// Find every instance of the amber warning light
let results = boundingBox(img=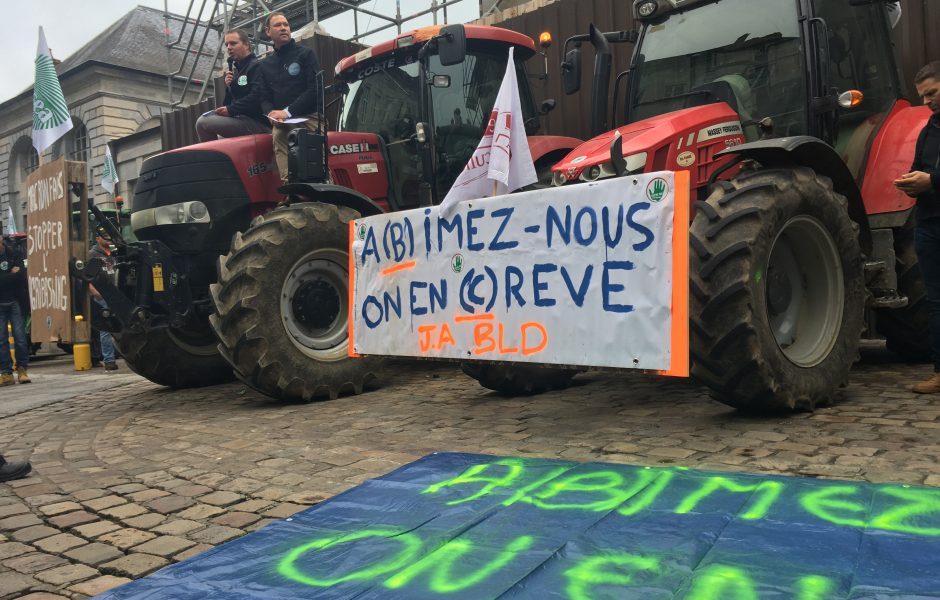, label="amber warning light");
[539,32,552,48]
